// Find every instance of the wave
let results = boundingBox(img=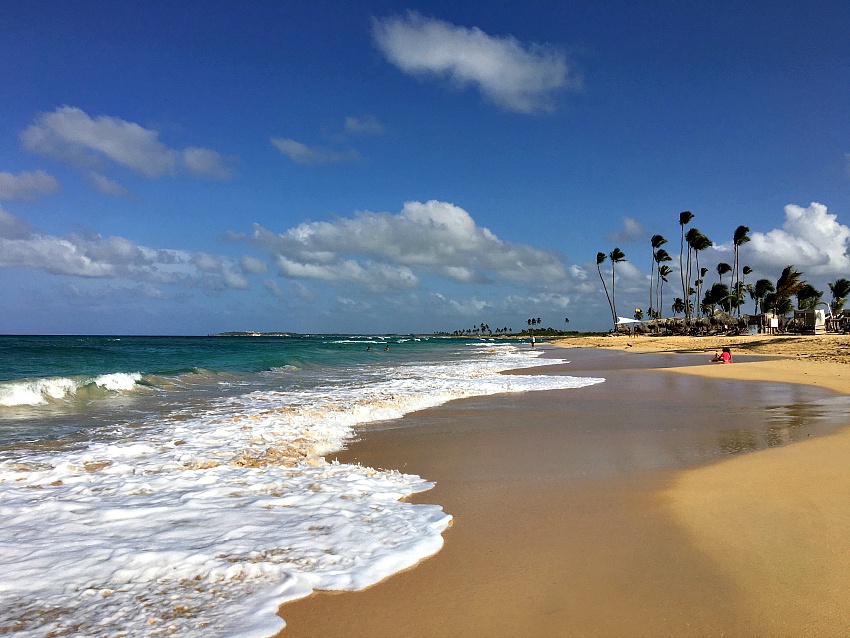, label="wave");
[0,372,143,407]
